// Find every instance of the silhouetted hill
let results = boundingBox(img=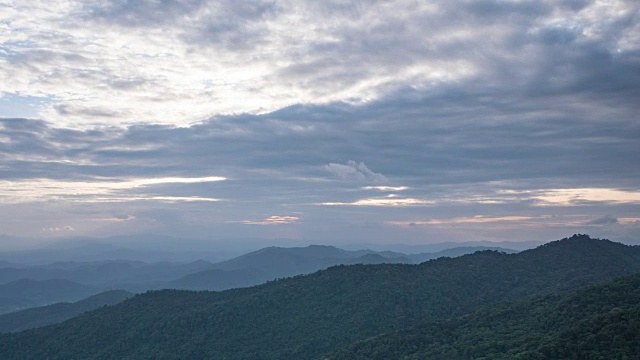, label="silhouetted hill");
[0,235,638,359]
[0,290,131,333]
[326,273,640,359]
[0,279,99,314]
[409,246,518,263]
[343,240,541,253]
